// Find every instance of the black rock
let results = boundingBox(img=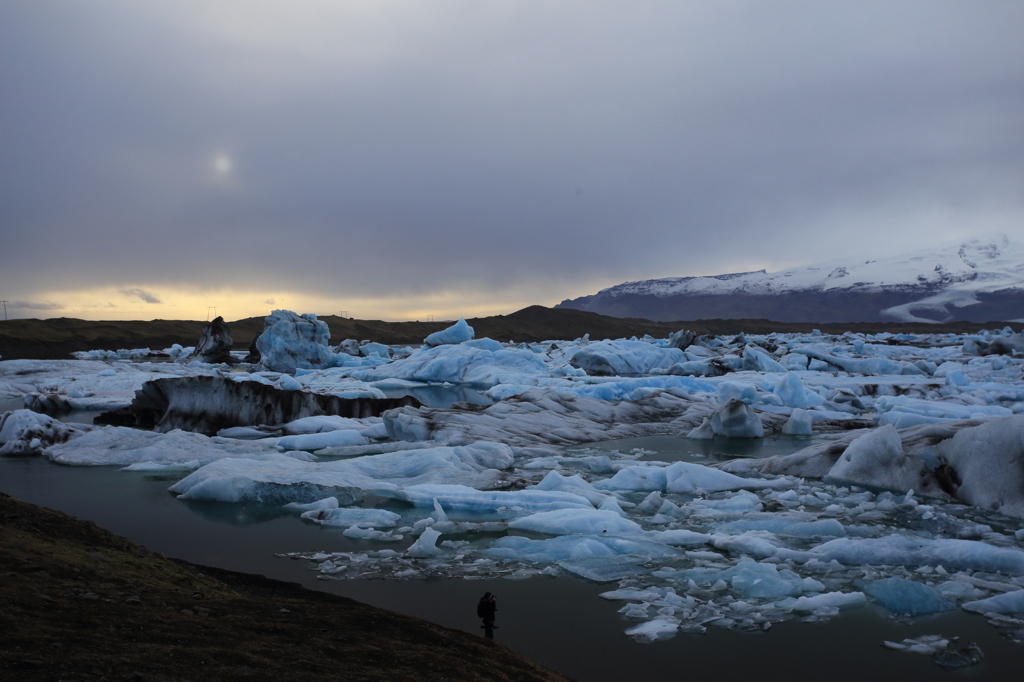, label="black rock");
[242,334,261,364]
[184,316,236,365]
